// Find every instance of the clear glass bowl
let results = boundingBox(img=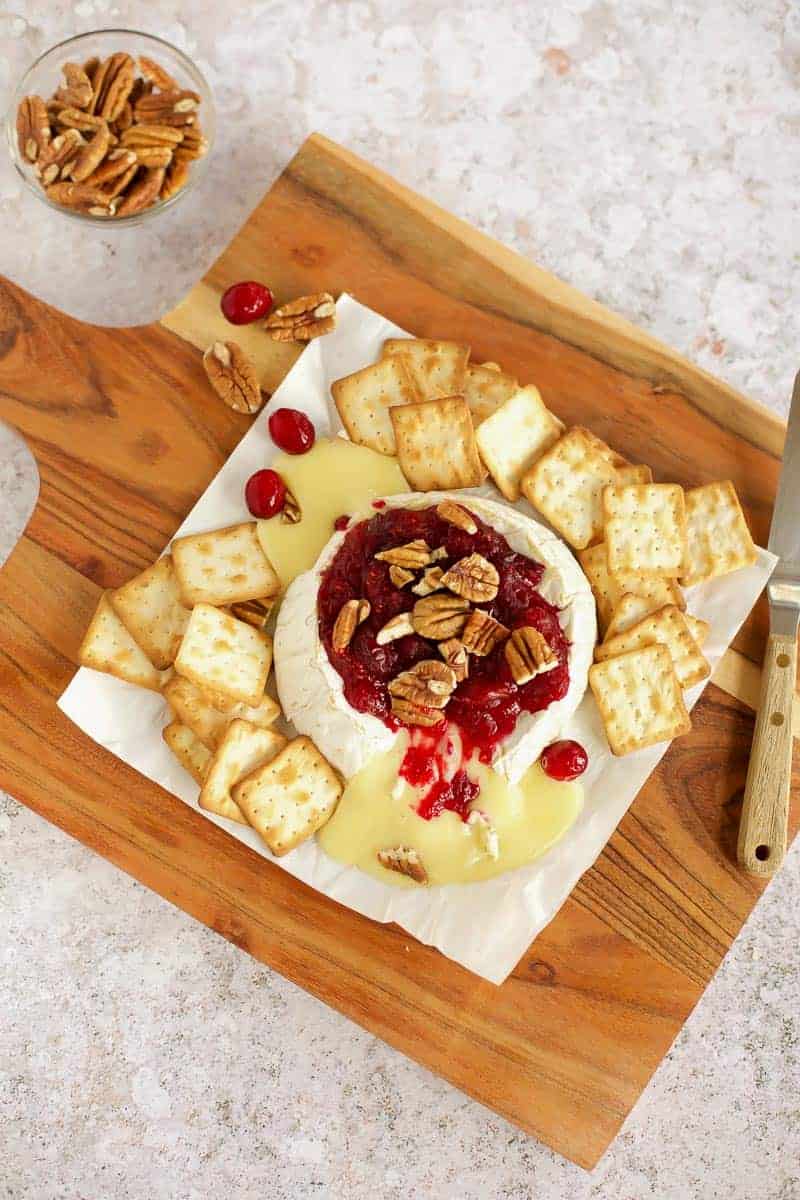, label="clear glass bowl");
[6,29,215,227]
